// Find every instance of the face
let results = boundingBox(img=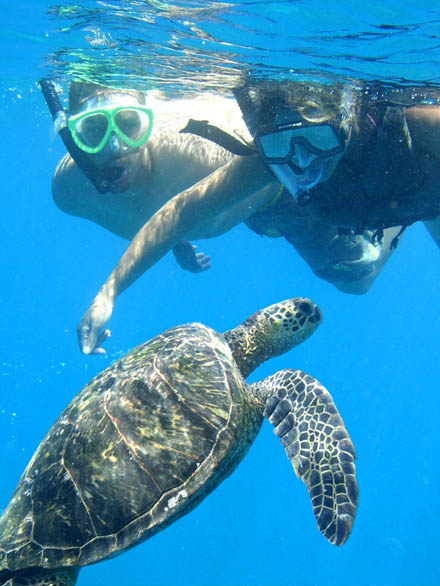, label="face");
[75,93,150,192]
[267,146,344,200]
[256,110,349,198]
[288,143,340,190]
[255,85,355,199]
